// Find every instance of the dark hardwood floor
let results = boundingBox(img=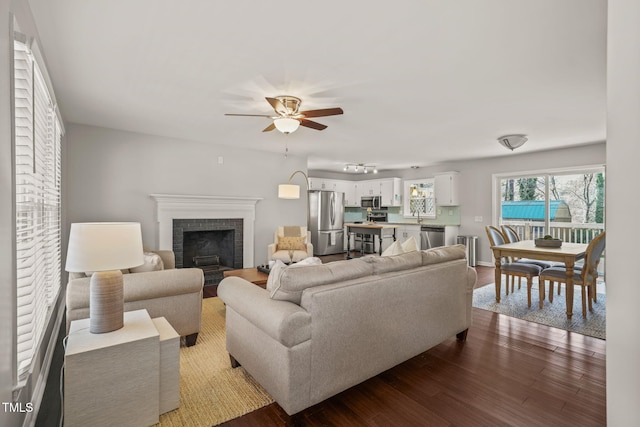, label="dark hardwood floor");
[38,259,605,427]
[220,263,606,426]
